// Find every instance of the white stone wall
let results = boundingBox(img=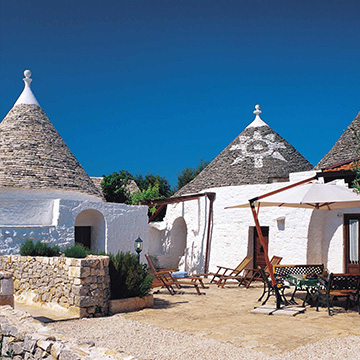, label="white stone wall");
[0,199,54,225]
[149,171,360,274]
[0,190,149,258]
